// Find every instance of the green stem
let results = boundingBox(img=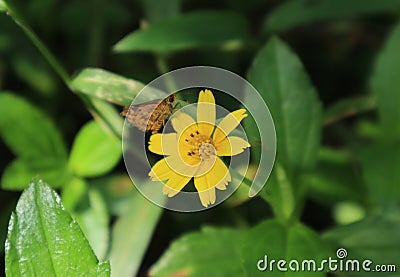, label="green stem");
[155,54,177,93]
[5,2,71,87]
